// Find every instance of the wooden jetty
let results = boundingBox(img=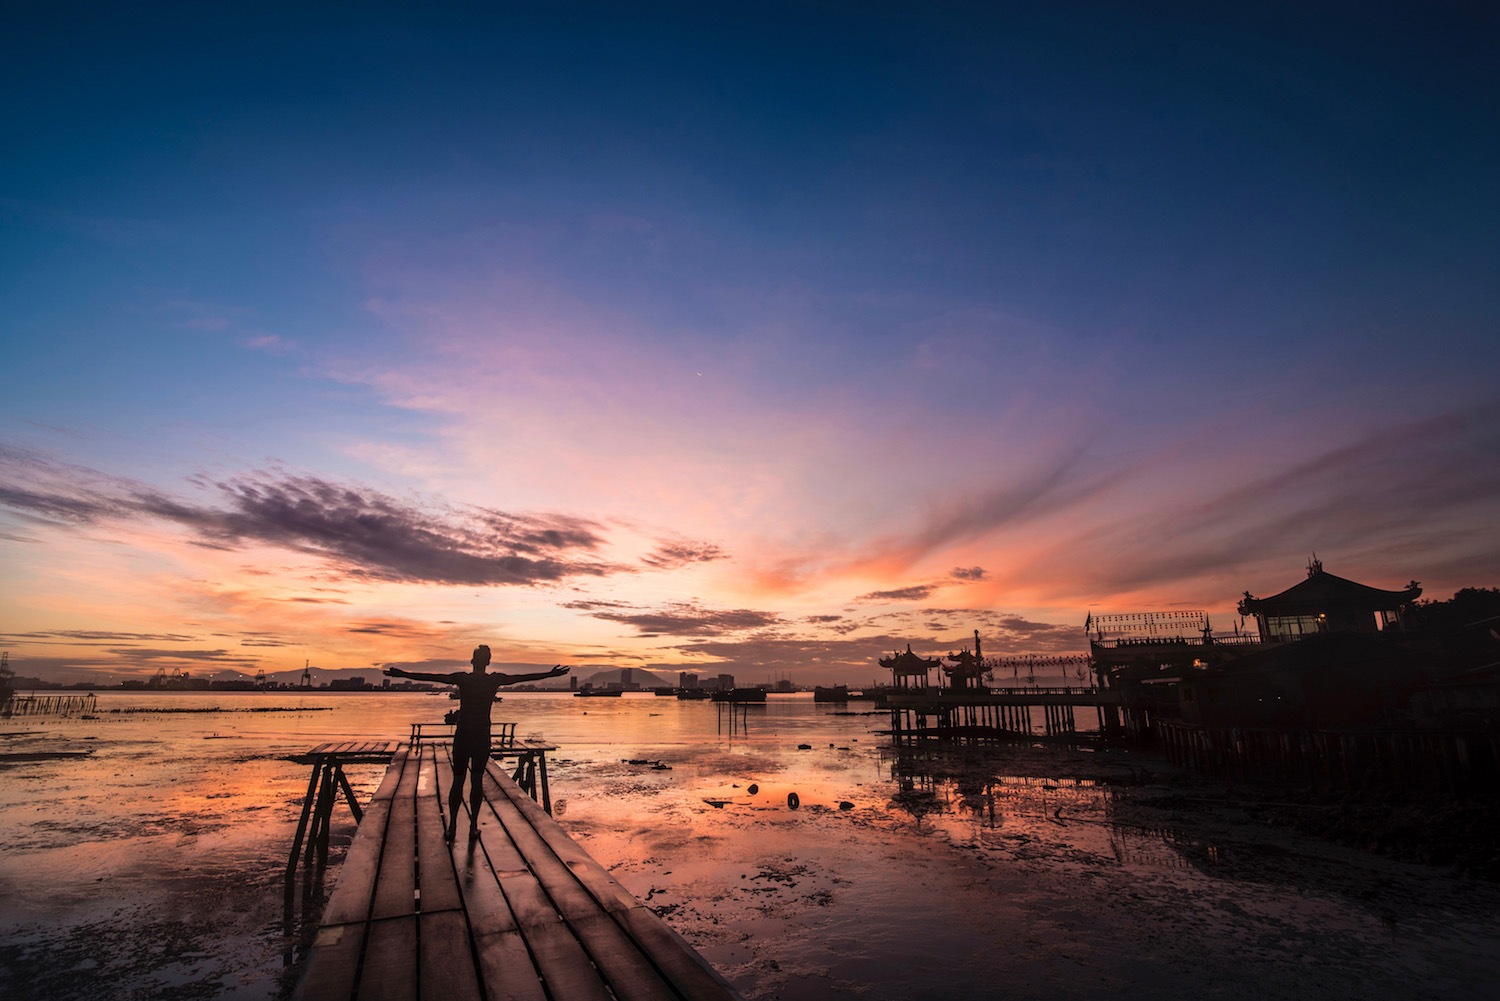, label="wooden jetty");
[293,740,743,1001]
[884,687,1123,745]
[1157,720,1500,791]
[287,740,403,875]
[1,692,97,717]
[288,730,560,877]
